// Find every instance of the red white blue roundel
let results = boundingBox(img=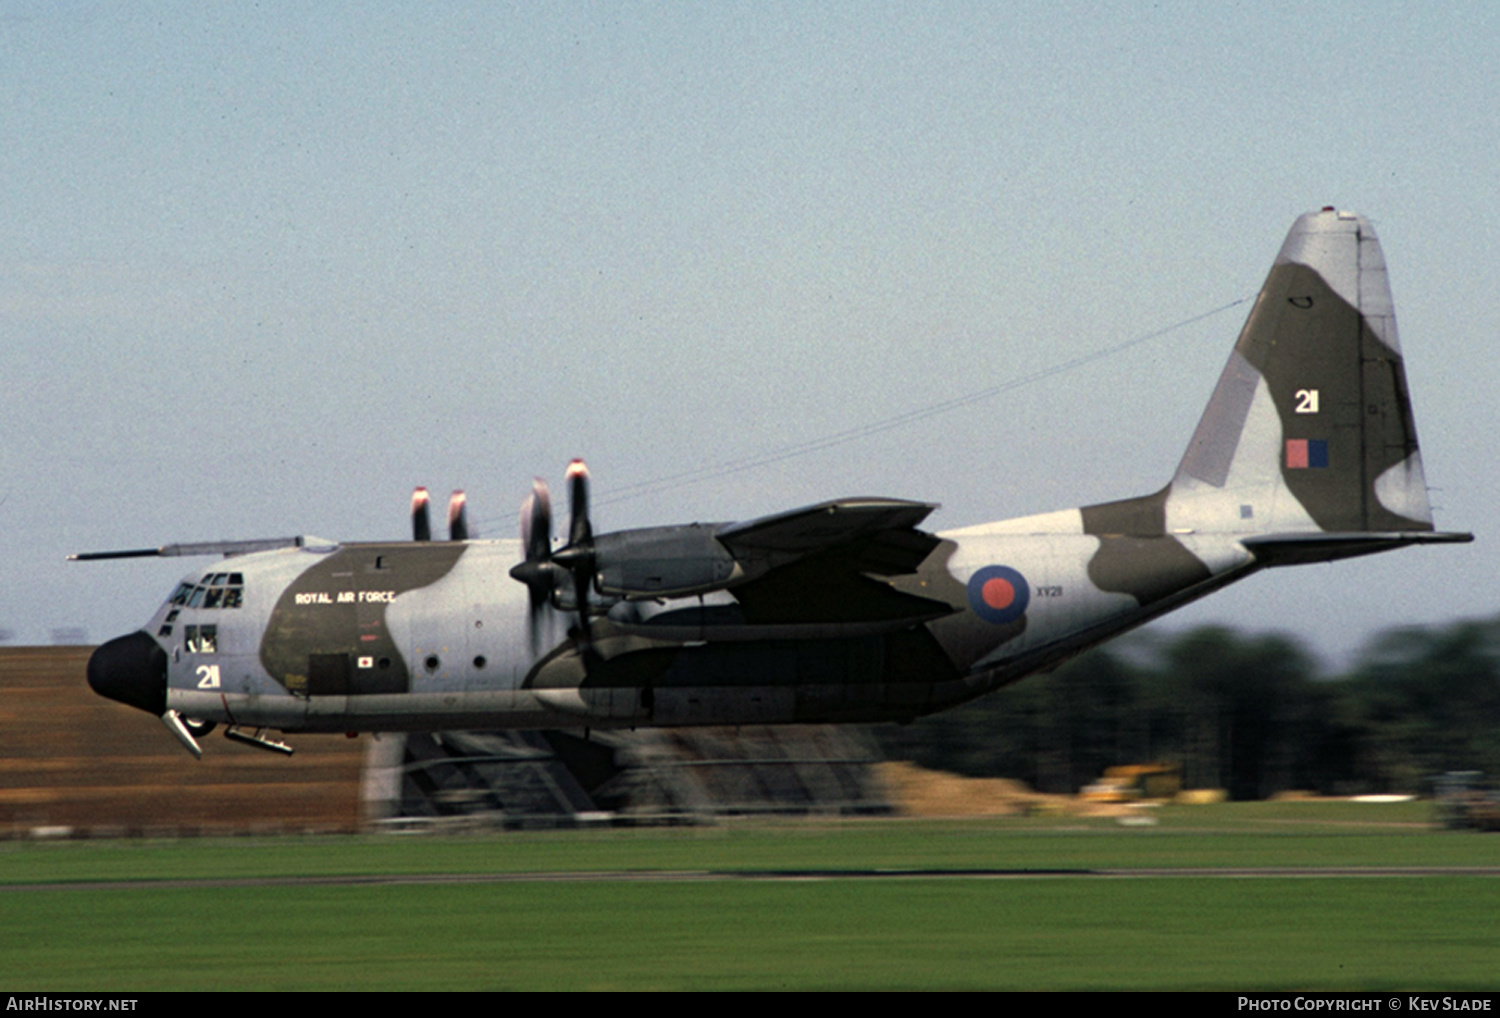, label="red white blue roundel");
[967,565,1030,625]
